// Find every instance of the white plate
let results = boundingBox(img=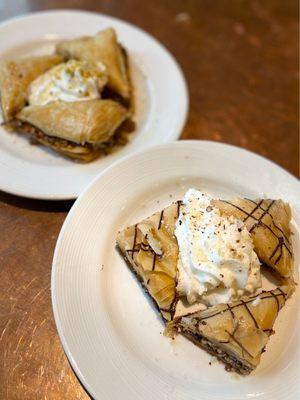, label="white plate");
[0,10,188,199]
[52,141,299,400]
